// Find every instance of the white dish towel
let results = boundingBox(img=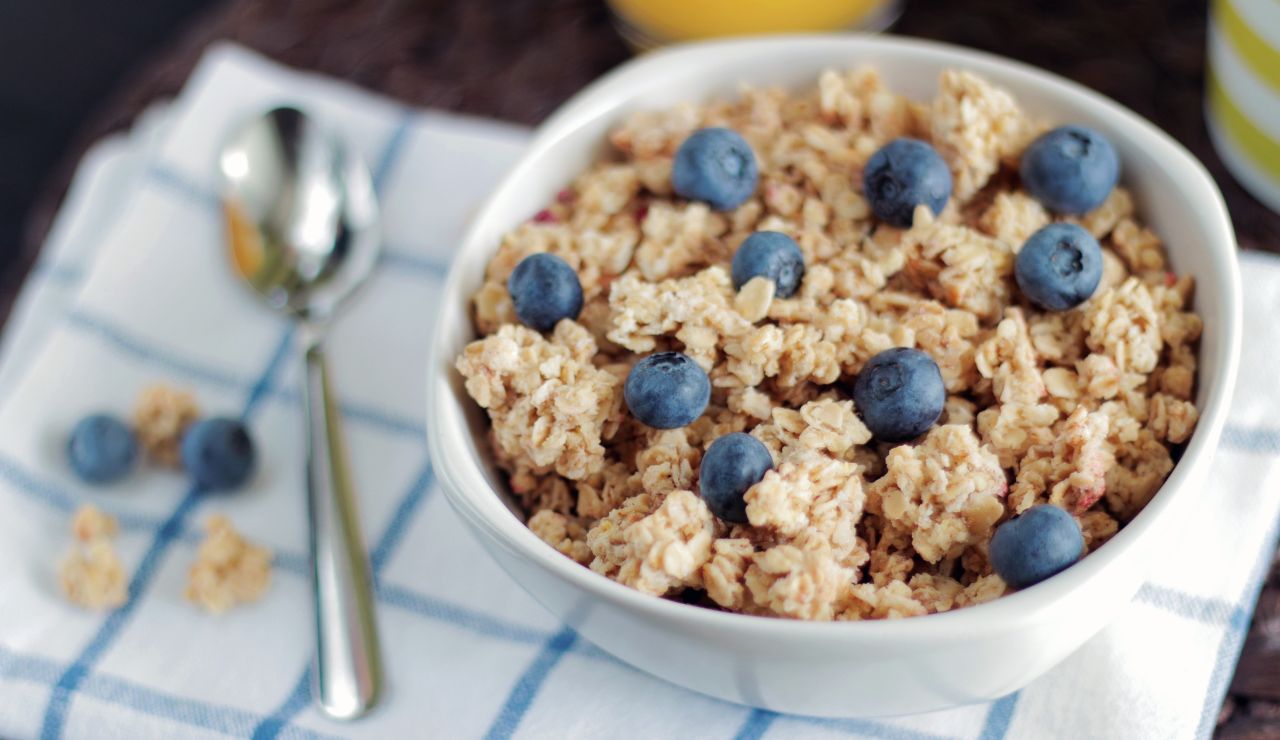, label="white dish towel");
[0,43,1278,740]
